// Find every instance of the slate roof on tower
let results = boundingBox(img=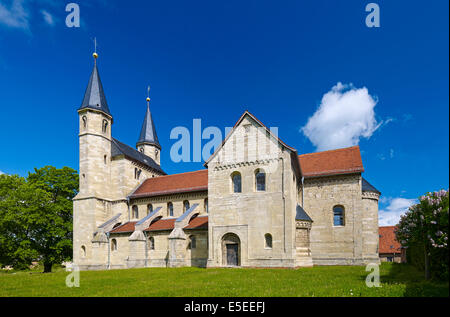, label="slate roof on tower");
[362,178,381,194]
[137,103,161,149]
[79,64,112,117]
